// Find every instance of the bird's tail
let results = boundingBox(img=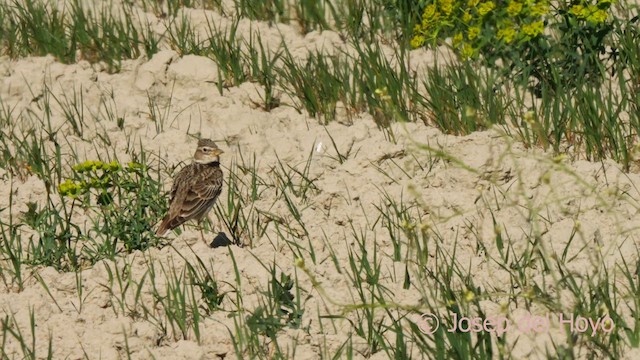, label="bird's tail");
[156,215,186,236]
[156,218,170,236]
